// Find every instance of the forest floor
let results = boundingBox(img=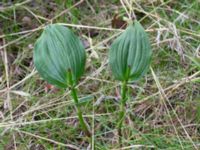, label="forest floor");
[0,0,200,149]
